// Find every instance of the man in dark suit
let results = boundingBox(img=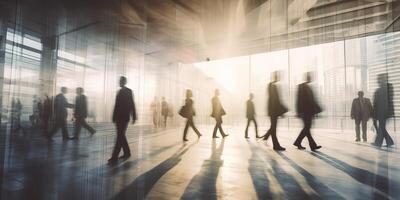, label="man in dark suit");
[263,71,287,151]
[71,87,96,139]
[211,89,228,138]
[245,93,259,138]
[293,72,322,151]
[108,76,137,164]
[351,91,373,142]
[40,94,52,136]
[182,89,202,141]
[372,74,394,148]
[48,87,74,140]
